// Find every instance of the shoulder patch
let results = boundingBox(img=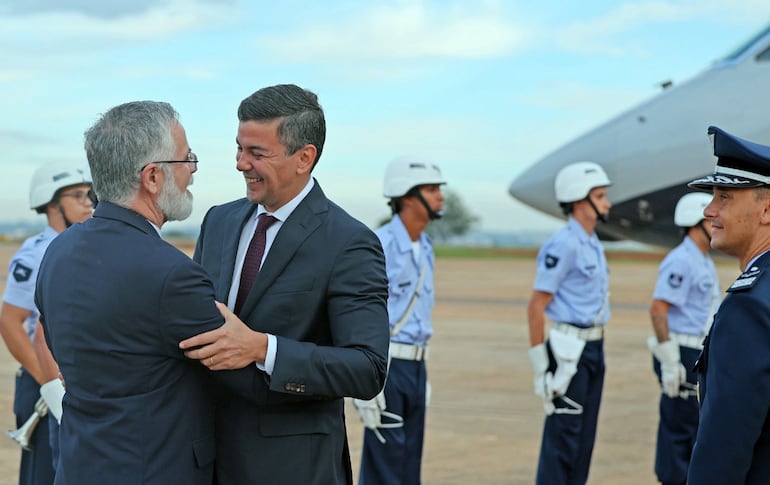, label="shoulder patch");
[11,262,33,283]
[544,254,559,269]
[728,265,762,292]
[668,273,684,288]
